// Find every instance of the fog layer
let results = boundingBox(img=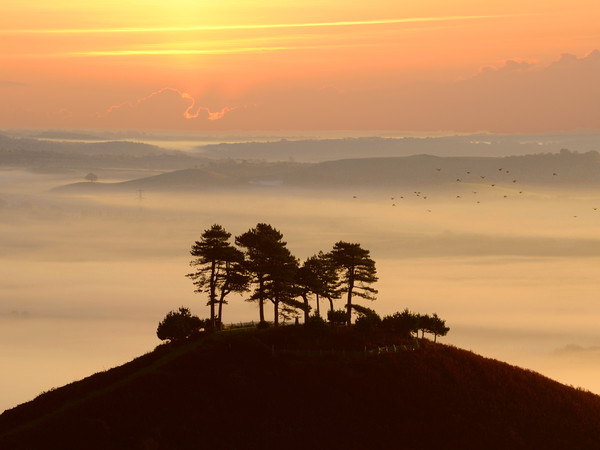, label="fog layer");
[2,168,600,411]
